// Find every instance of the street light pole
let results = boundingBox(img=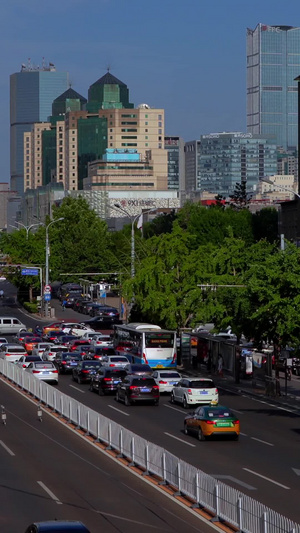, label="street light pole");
[44,218,64,318]
[9,222,42,239]
[260,177,300,200]
[113,204,156,278]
